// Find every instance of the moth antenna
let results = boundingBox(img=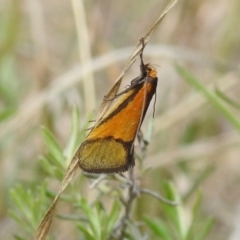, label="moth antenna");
[152,63,161,68]
[153,90,157,118]
[139,38,146,74]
